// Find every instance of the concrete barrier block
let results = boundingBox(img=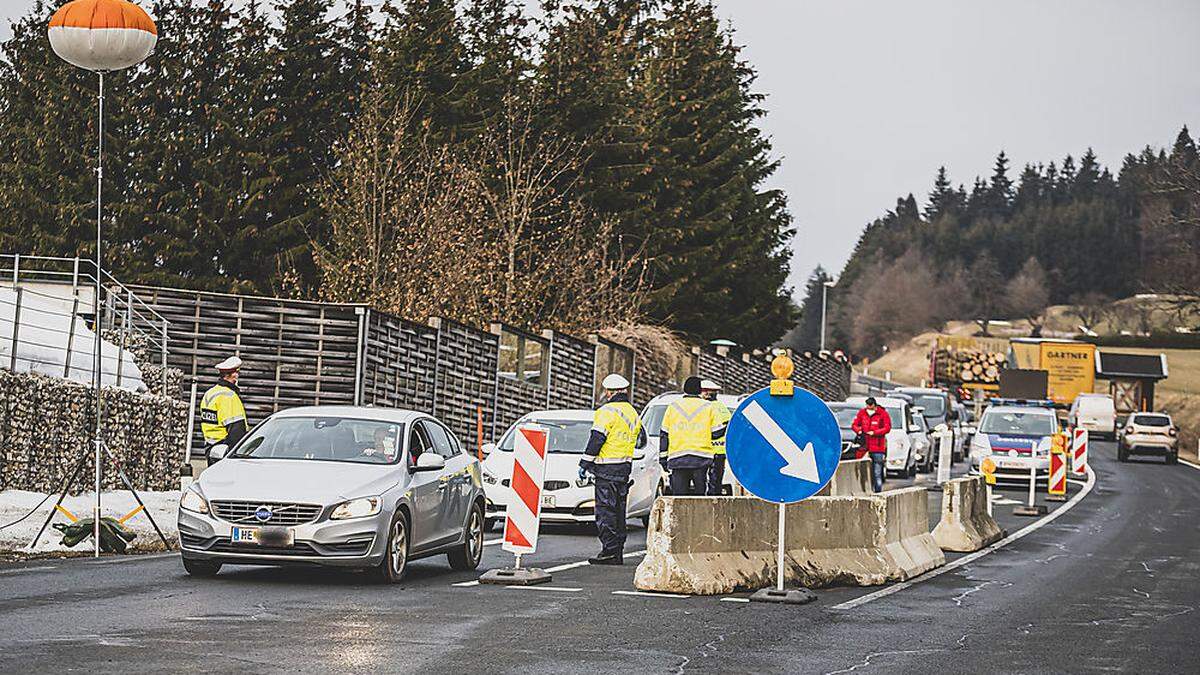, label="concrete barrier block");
[816,458,871,497]
[932,475,1004,552]
[634,487,945,595]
